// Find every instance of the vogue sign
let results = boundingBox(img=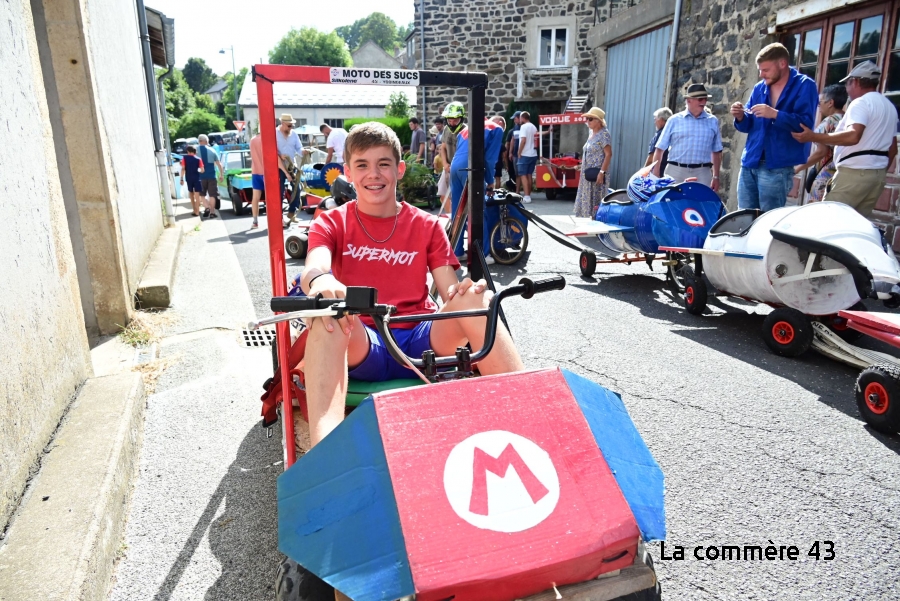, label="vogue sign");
[539,114,587,126]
